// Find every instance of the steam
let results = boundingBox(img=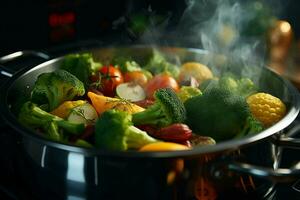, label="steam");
[178,0,277,68]
[114,0,280,76]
